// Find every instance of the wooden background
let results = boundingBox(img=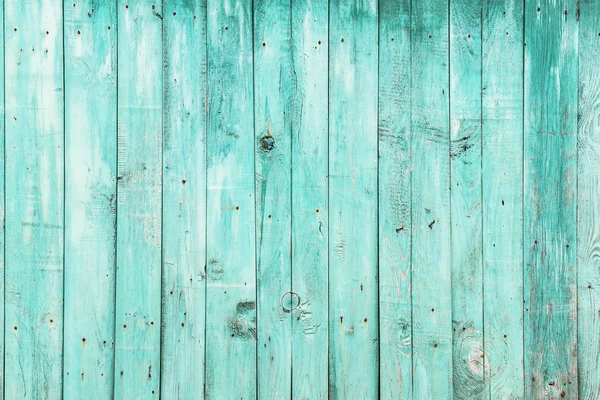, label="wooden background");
[0,0,598,399]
